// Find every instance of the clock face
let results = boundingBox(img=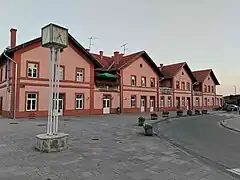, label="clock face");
[53,26,68,47]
